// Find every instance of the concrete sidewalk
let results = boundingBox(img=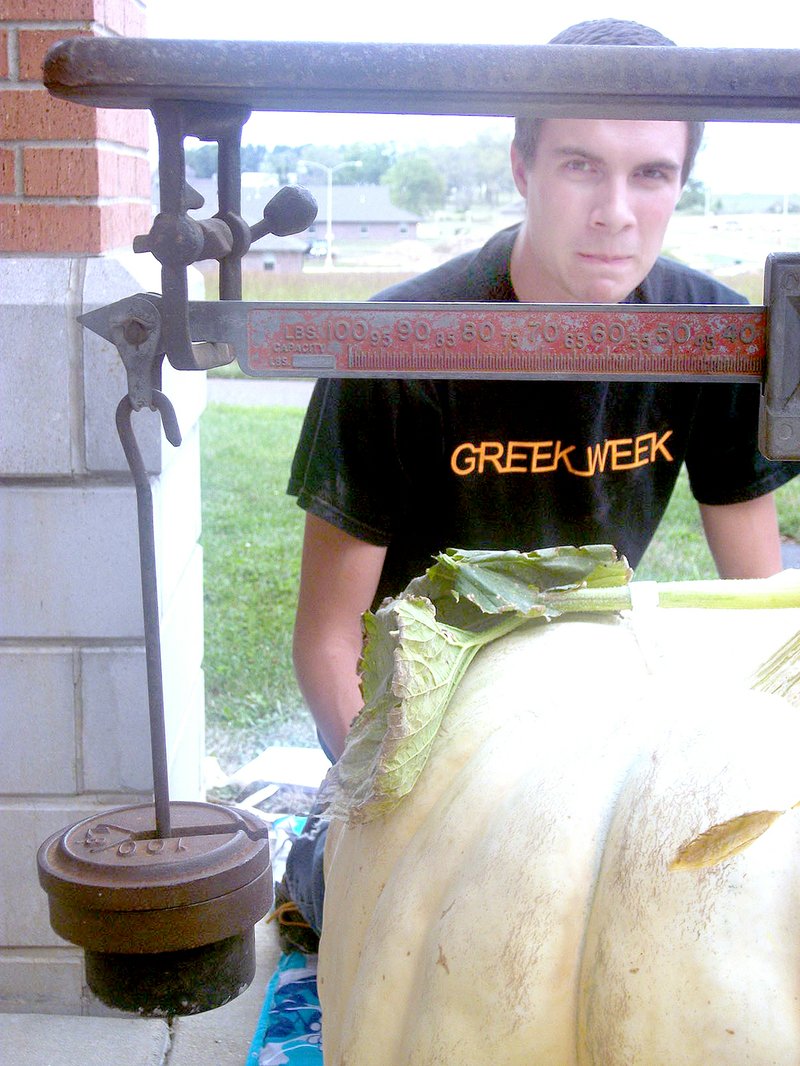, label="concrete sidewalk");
[0,922,283,1066]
